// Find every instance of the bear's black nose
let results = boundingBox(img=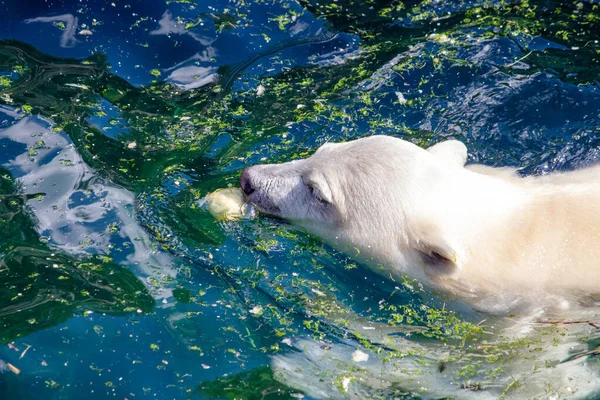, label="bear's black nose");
[240,168,255,196]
